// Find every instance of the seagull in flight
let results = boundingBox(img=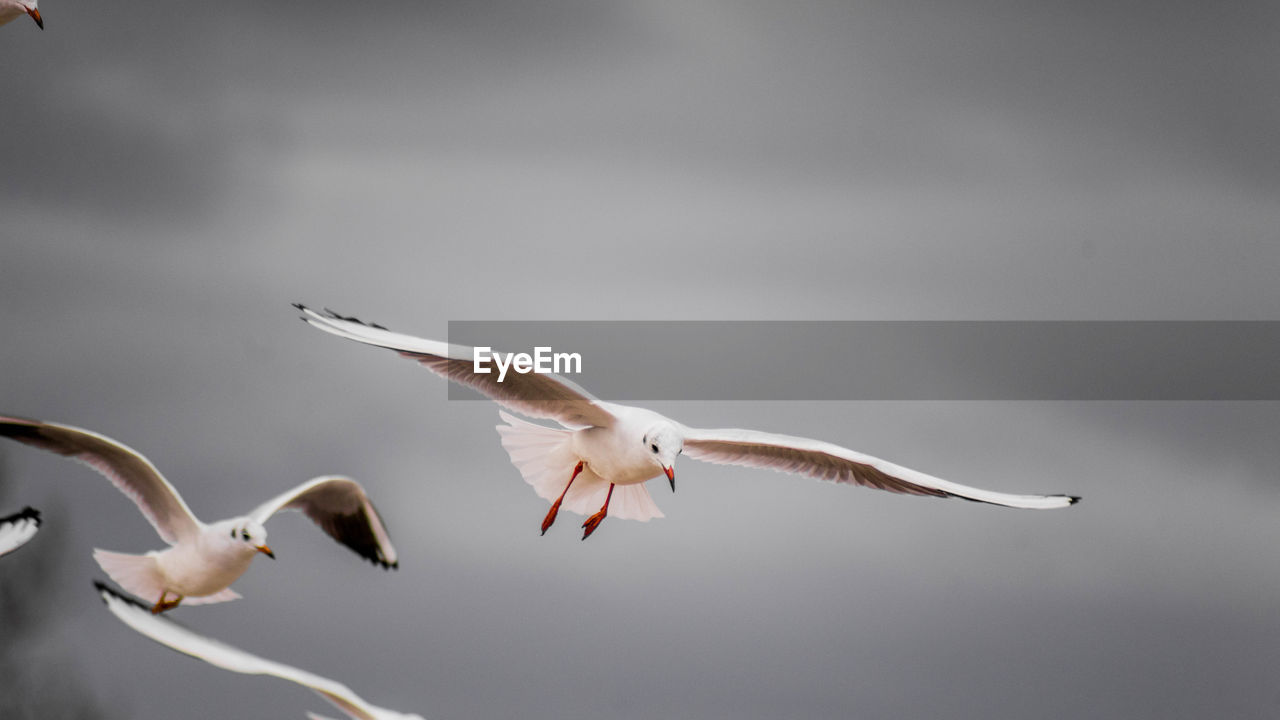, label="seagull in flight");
[0,415,398,613]
[0,506,41,557]
[295,305,1078,540]
[0,0,42,29]
[97,582,425,720]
